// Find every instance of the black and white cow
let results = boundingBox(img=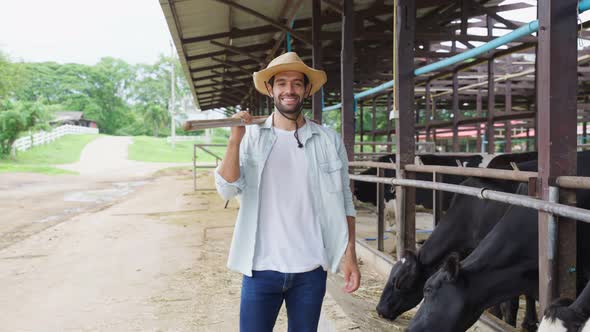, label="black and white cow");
[375,177,532,327]
[406,152,590,332]
[539,279,590,332]
[375,152,539,327]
